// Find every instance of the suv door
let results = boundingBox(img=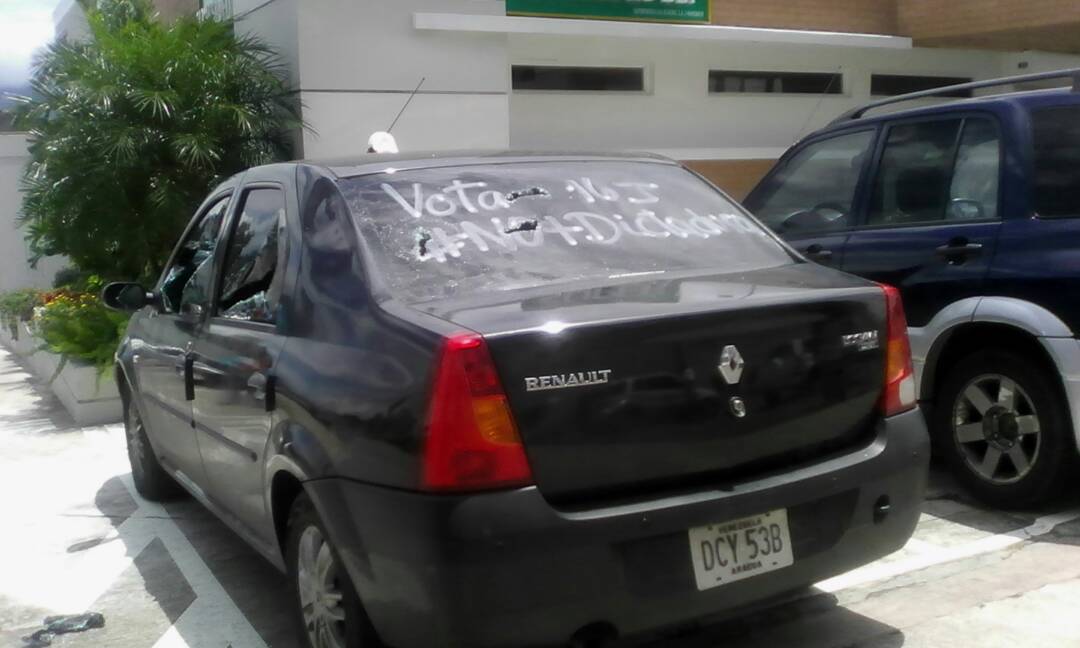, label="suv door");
[987,103,1080,335]
[191,184,289,541]
[841,116,1003,326]
[744,128,876,267]
[136,193,231,490]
